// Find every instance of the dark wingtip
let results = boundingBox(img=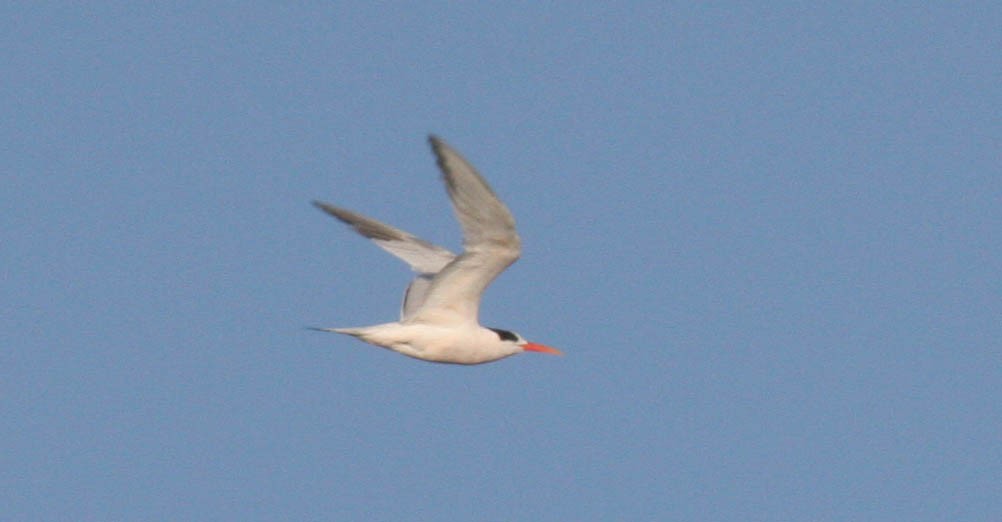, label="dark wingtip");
[428,134,452,158]
[311,200,351,226]
[312,200,344,220]
[427,135,456,187]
